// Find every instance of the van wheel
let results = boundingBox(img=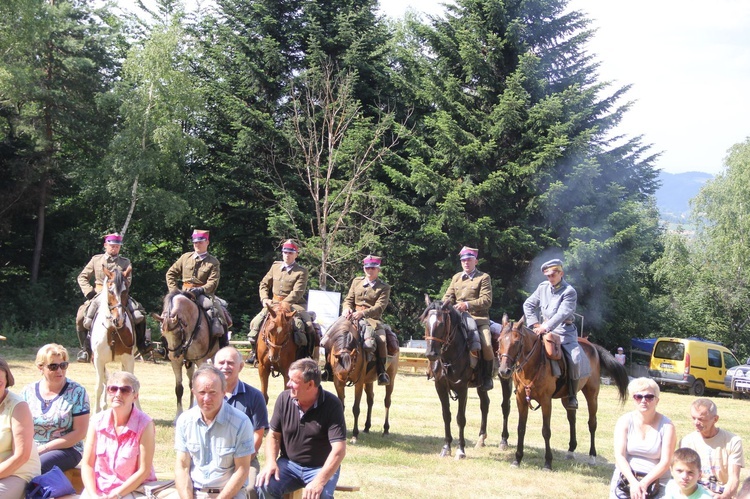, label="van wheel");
[689,380,705,396]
